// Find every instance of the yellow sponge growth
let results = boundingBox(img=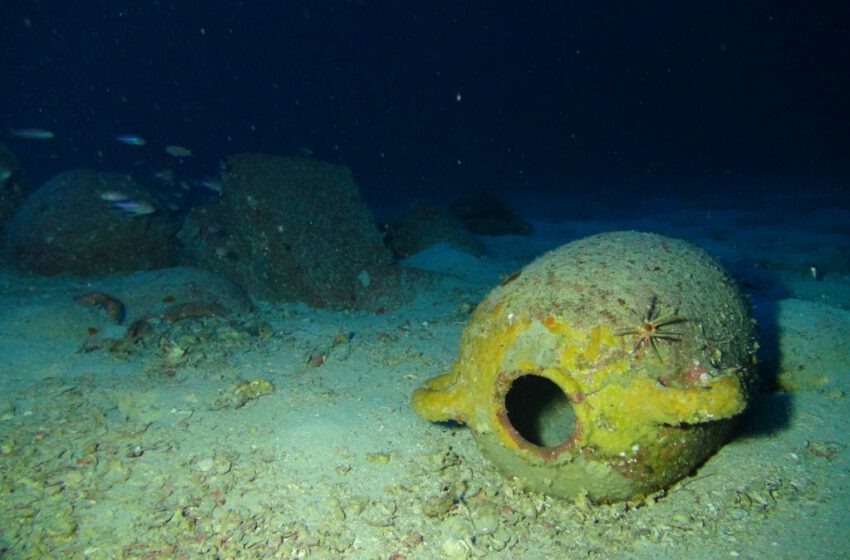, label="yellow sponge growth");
[412,232,757,503]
